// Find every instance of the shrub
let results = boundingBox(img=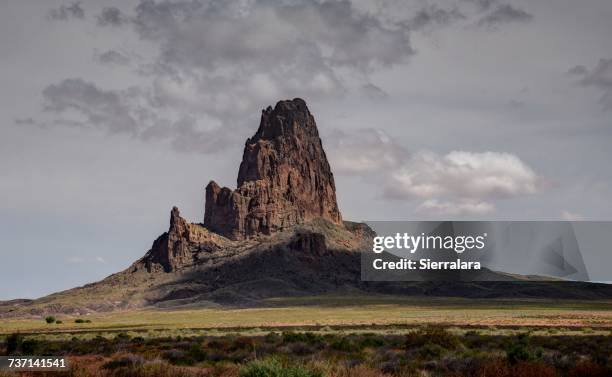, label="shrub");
[106,360,208,377]
[288,342,315,356]
[45,316,56,324]
[506,333,537,365]
[282,332,321,344]
[512,361,559,377]
[568,361,610,377]
[103,354,145,370]
[6,333,23,355]
[336,365,394,377]
[114,333,131,341]
[187,343,207,363]
[162,349,188,365]
[418,343,446,359]
[476,359,511,377]
[405,326,460,350]
[75,319,85,323]
[240,358,322,377]
[131,336,145,344]
[360,336,384,349]
[264,332,281,344]
[232,337,255,351]
[380,359,403,374]
[20,339,38,355]
[55,320,63,324]
[330,338,359,352]
[506,342,532,364]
